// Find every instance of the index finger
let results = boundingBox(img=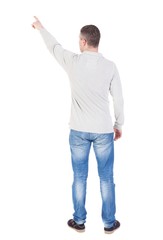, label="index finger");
[34,16,39,21]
